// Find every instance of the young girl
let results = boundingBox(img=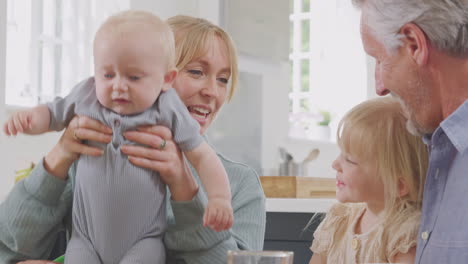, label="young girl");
[309,97,428,264]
